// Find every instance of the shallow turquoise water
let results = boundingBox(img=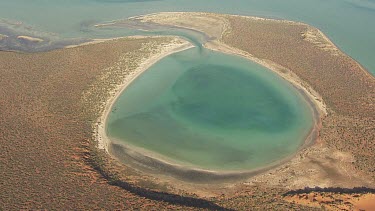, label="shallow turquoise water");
[1,0,372,170]
[0,0,374,74]
[107,48,313,170]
